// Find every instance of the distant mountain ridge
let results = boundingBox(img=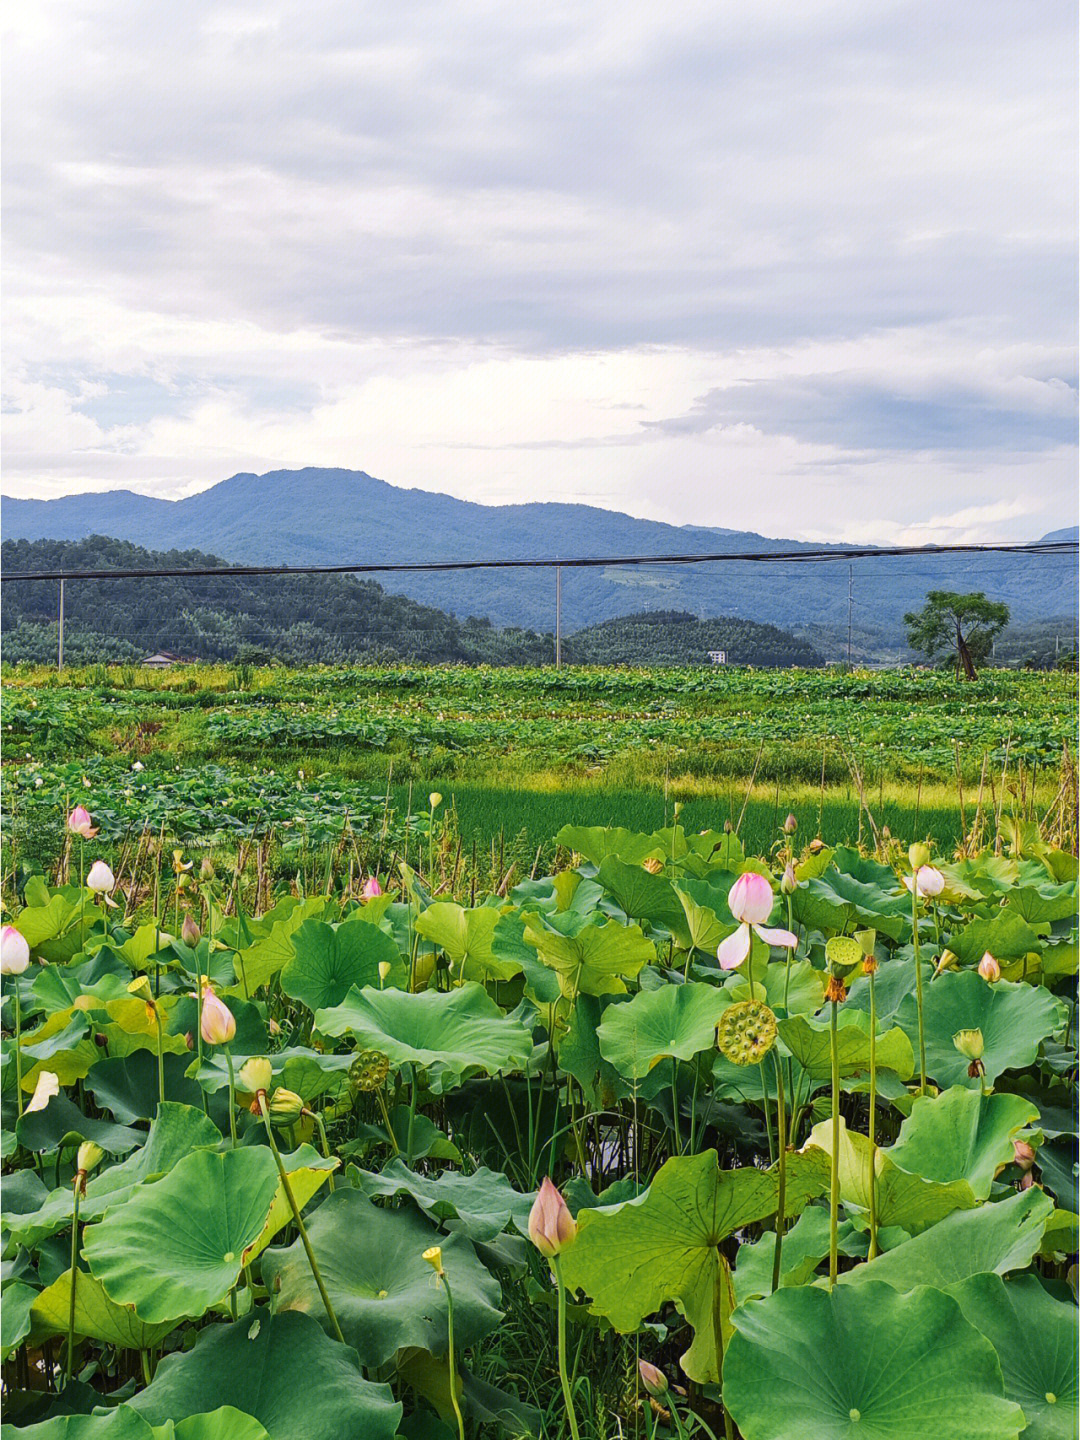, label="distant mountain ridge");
[2,468,1076,655]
